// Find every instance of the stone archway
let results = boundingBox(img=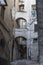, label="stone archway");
[13,36,27,60]
[16,18,27,29]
